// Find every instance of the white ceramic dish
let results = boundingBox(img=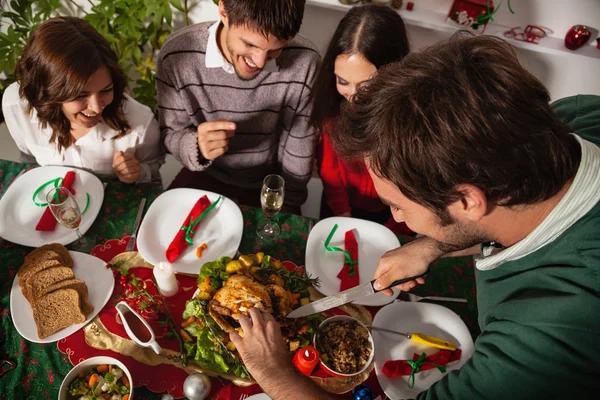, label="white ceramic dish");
[305,217,401,306]
[0,166,104,247]
[373,302,475,399]
[314,315,375,378]
[10,251,115,343]
[136,188,243,274]
[245,395,272,400]
[58,356,133,400]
